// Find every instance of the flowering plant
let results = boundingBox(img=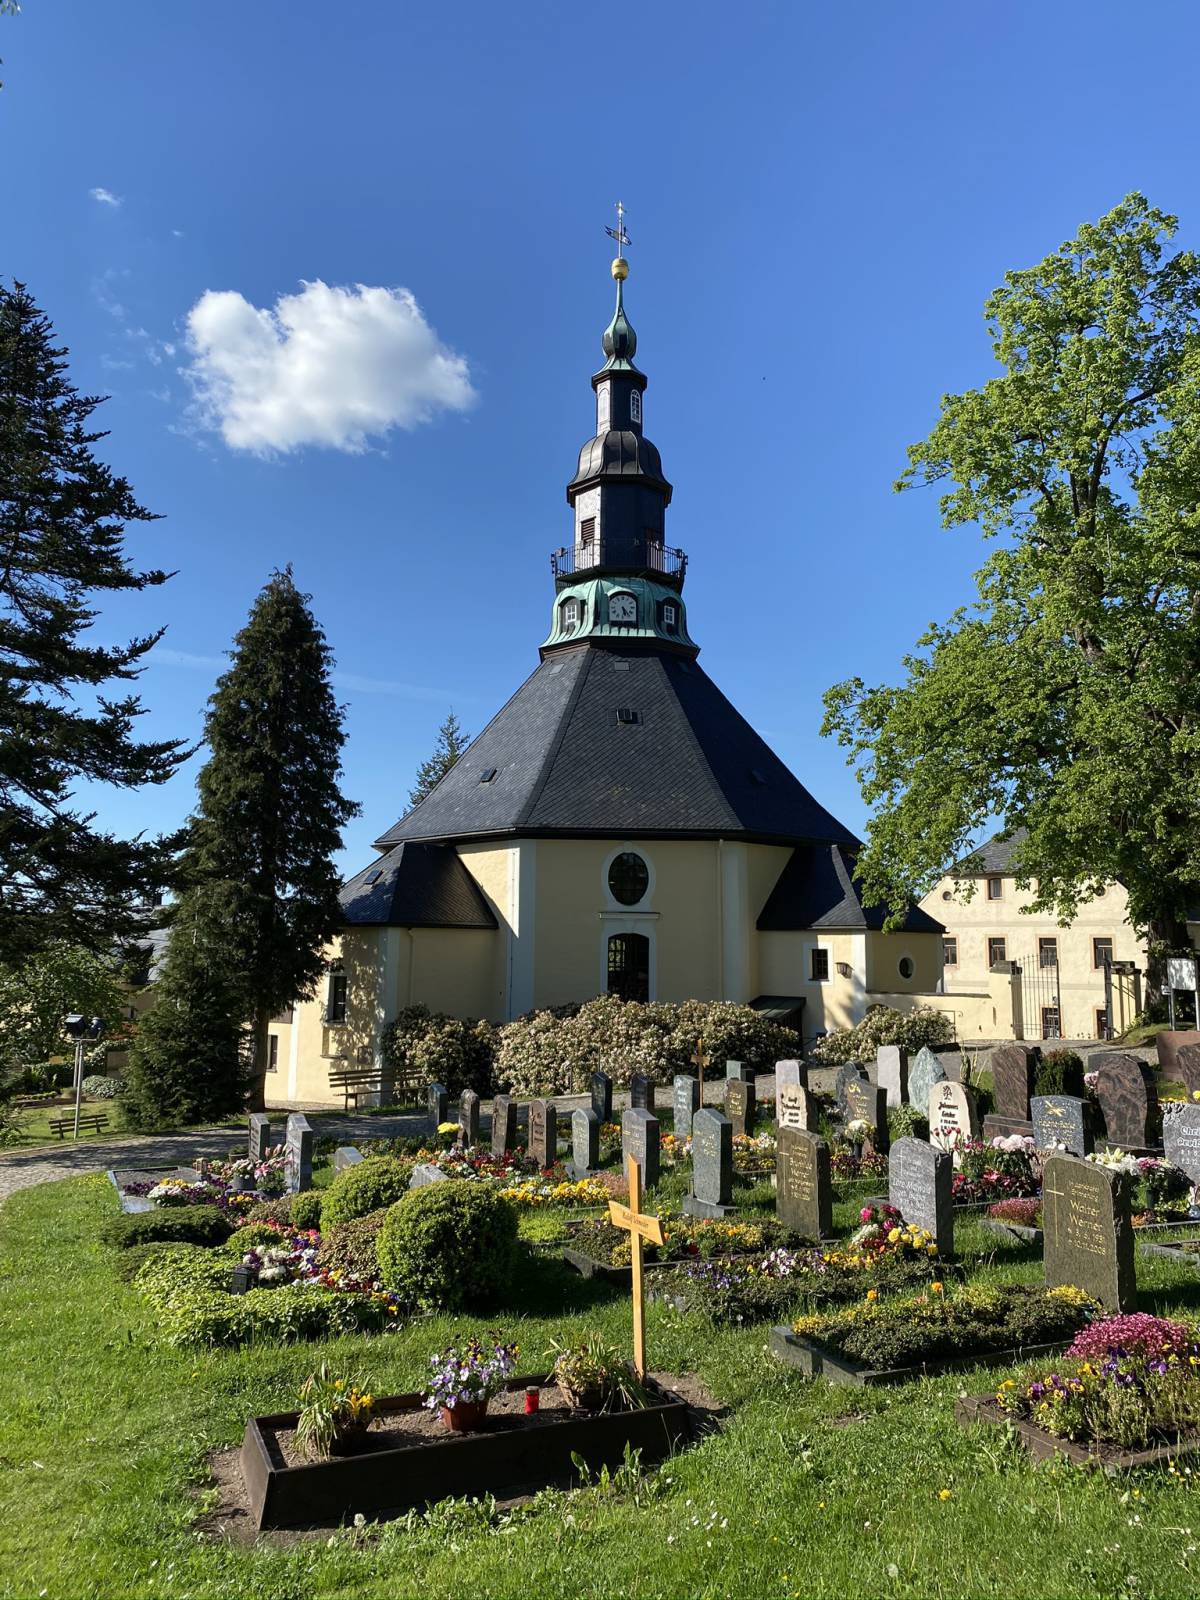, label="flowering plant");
[849,1204,938,1260]
[1087,1147,1141,1176]
[148,1177,216,1207]
[423,1333,518,1412]
[951,1136,1038,1204]
[845,1118,874,1143]
[242,1228,322,1283]
[986,1197,1043,1228]
[295,1363,378,1458]
[830,1149,889,1183]
[498,1176,611,1208]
